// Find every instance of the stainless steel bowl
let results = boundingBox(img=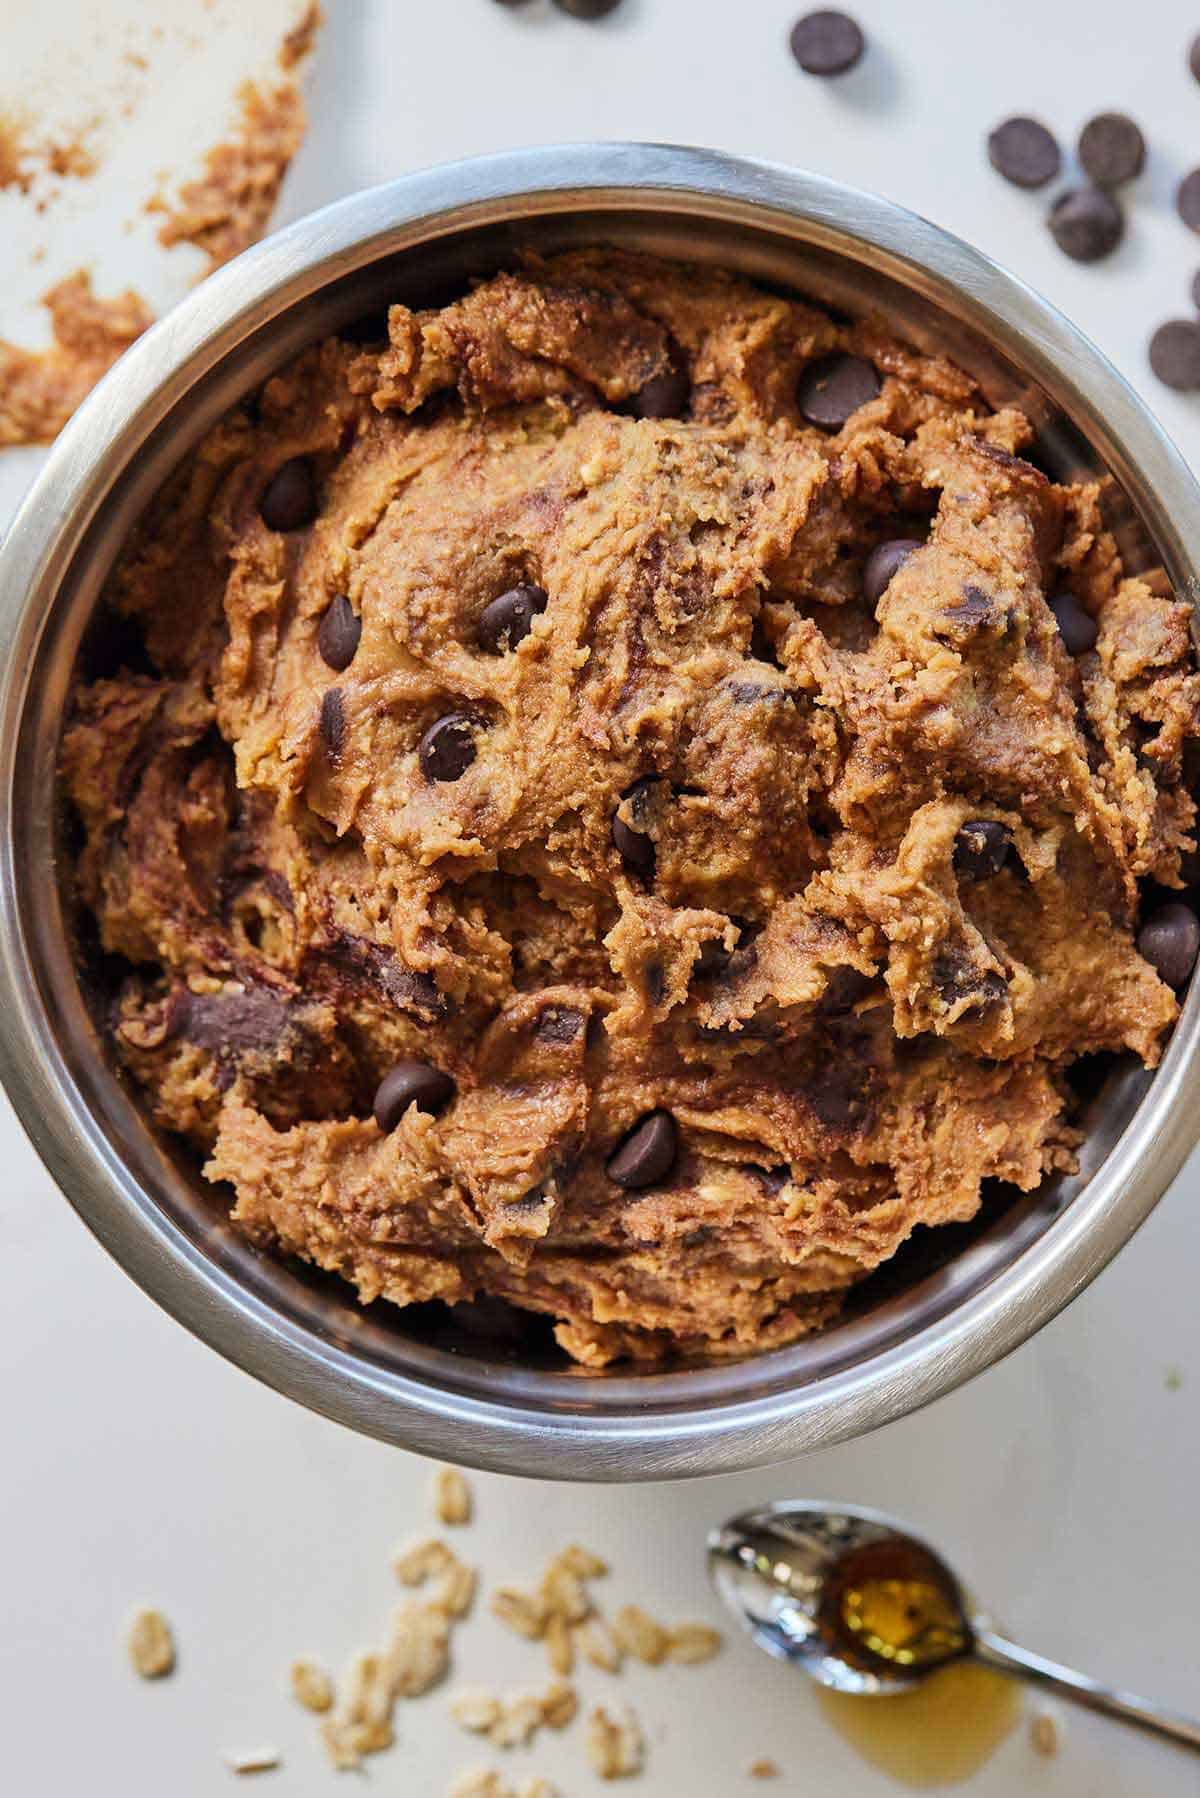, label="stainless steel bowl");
[2,144,1198,1481]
